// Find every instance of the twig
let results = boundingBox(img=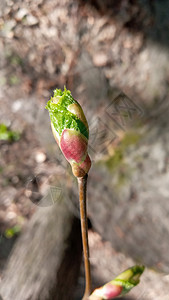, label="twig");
[77,174,91,299]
